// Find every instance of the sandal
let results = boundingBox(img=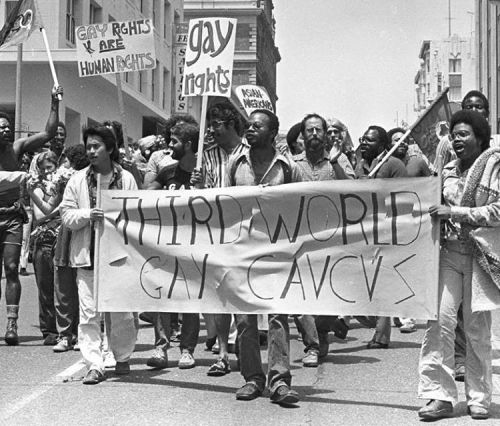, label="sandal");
[207,357,231,376]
